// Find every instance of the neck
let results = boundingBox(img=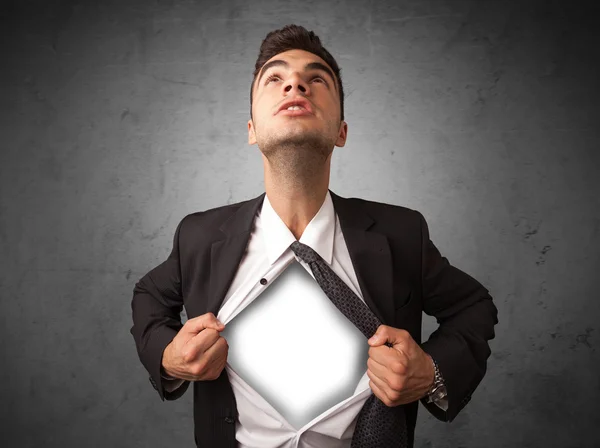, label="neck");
[263,158,331,240]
